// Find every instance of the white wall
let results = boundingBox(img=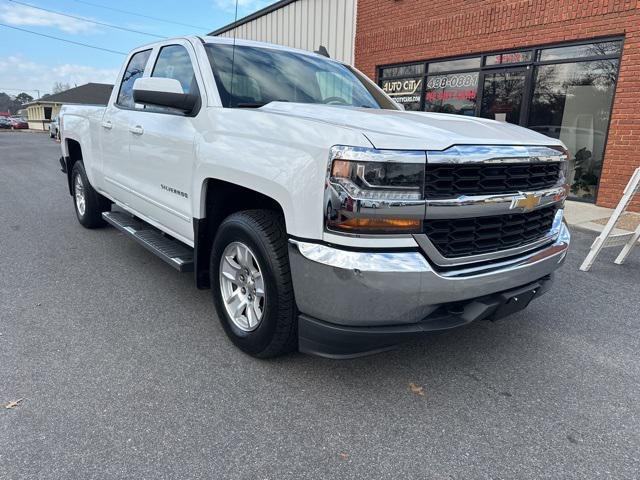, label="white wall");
[215,0,357,64]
